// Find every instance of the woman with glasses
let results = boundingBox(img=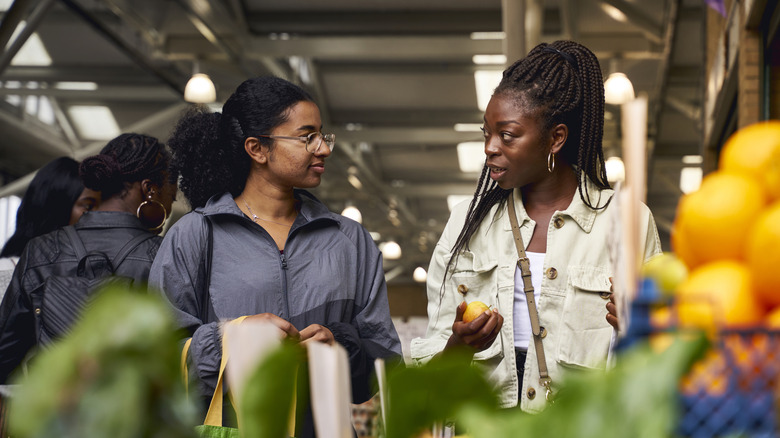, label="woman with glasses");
[149,76,401,431]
